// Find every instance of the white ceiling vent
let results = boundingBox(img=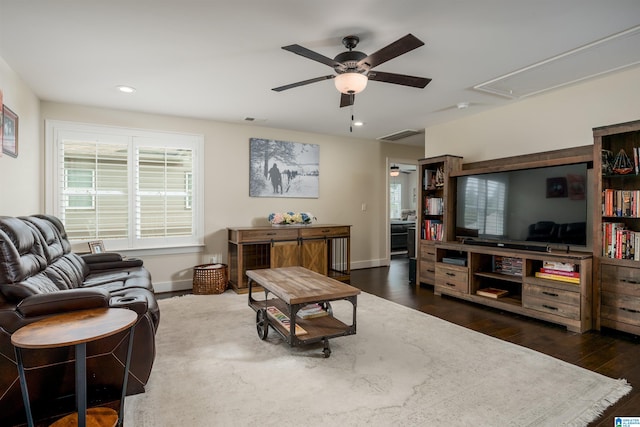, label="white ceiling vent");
[377,129,421,141]
[474,25,640,99]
